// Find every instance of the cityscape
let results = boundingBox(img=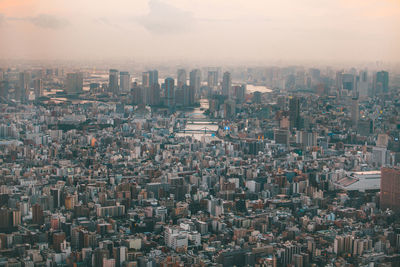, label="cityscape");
[1,0,400,267]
